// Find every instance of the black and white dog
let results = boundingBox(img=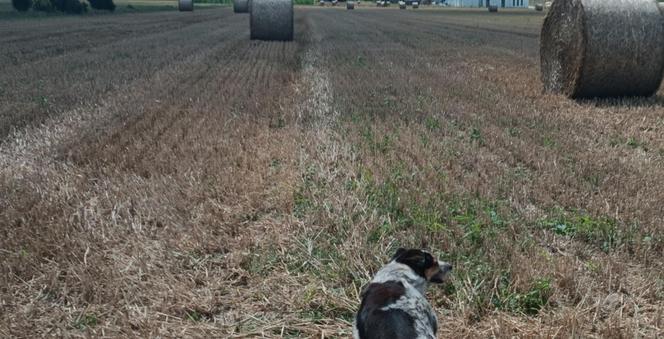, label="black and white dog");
[353,248,453,339]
